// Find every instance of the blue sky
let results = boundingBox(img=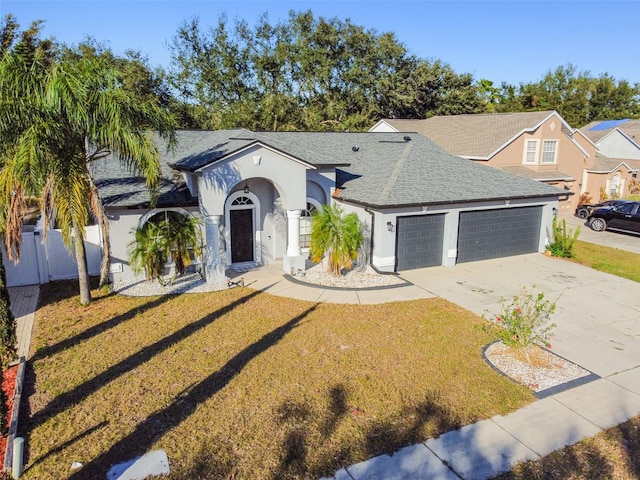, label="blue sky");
[2,1,638,86]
